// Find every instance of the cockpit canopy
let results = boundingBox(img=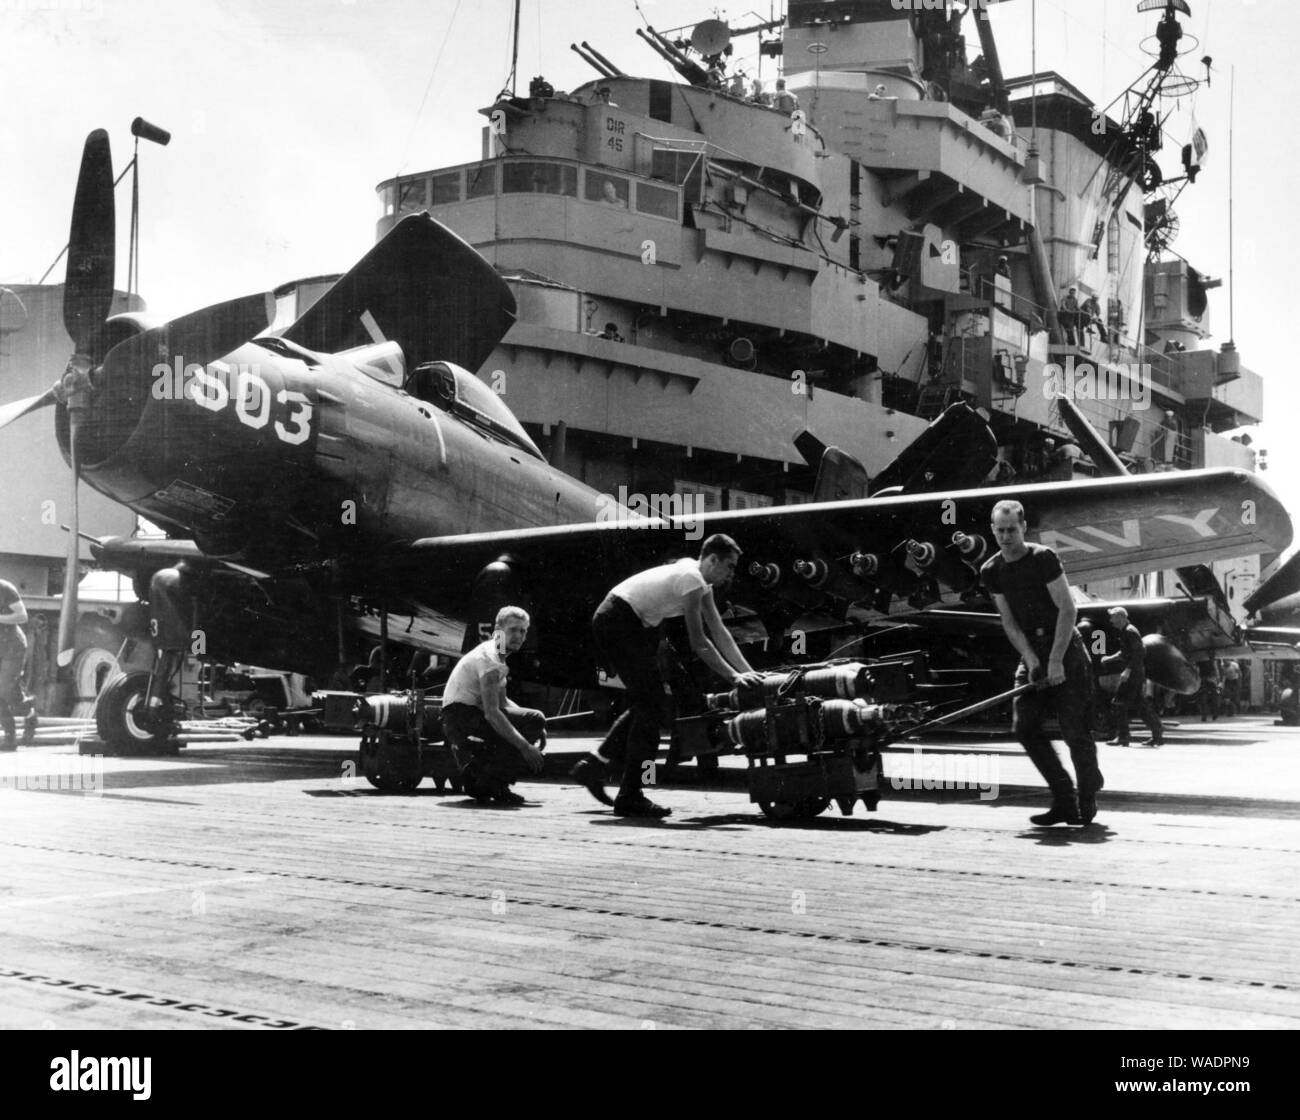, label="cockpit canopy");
[407,361,544,460]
